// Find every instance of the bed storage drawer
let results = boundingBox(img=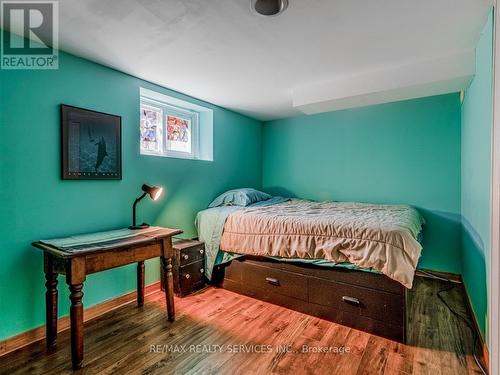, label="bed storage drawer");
[222,275,405,342]
[311,303,405,341]
[308,277,405,324]
[242,258,404,295]
[230,260,308,301]
[217,258,407,342]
